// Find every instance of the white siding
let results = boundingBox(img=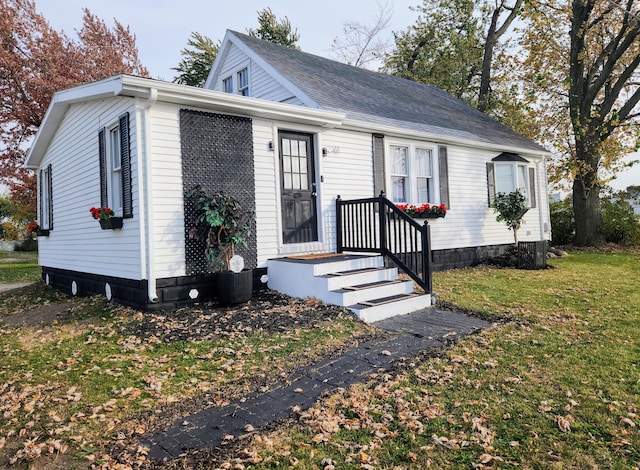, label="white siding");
[253,119,280,266]
[37,97,143,279]
[212,43,299,103]
[147,103,186,278]
[428,146,545,250]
